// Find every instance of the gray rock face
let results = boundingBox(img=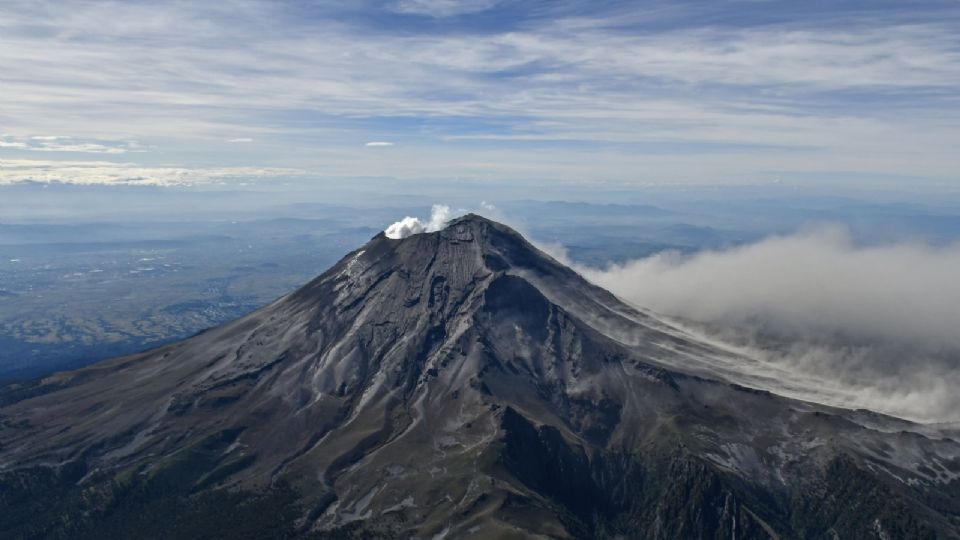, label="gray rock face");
[2,214,960,538]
